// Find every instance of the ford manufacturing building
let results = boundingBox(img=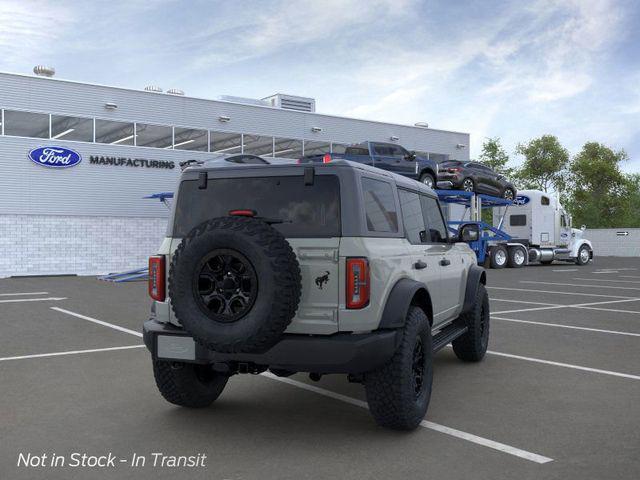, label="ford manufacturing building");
[0,69,470,278]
